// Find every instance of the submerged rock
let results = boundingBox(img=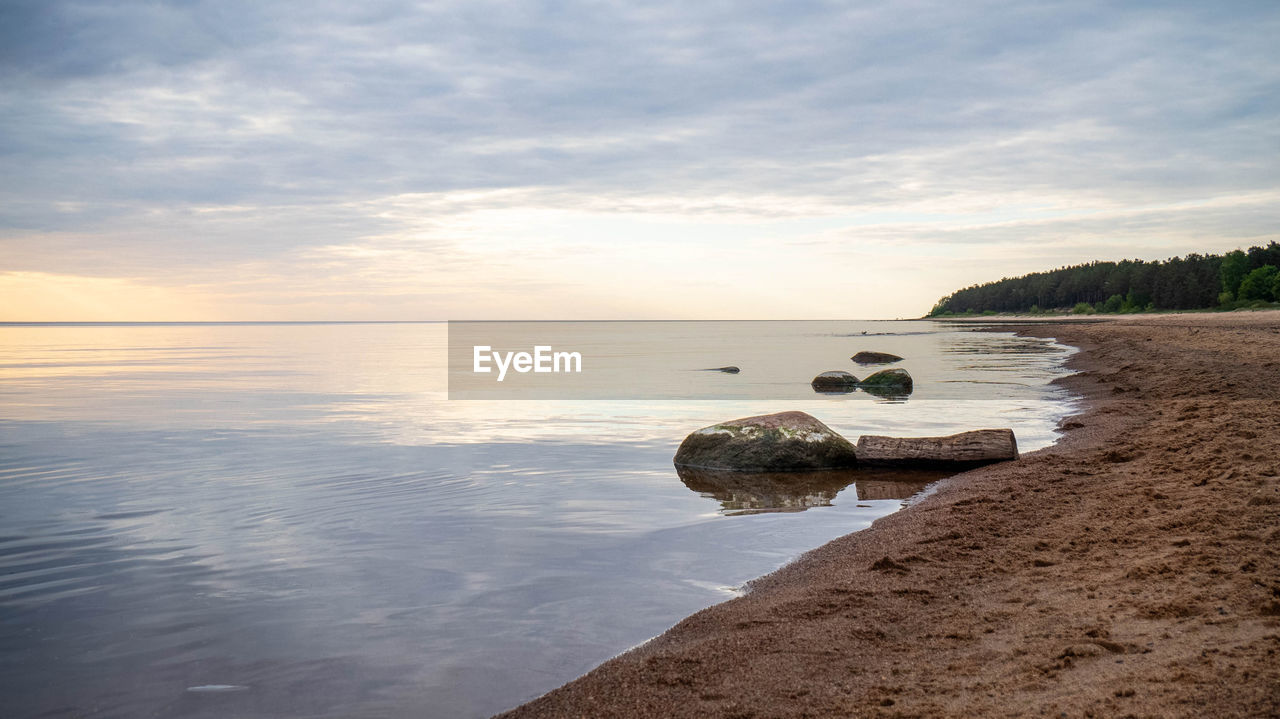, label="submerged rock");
[673,411,859,471]
[856,429,1018,468]
[859,368,913,393]
[851,351,903,365]
[811,370,859,392]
